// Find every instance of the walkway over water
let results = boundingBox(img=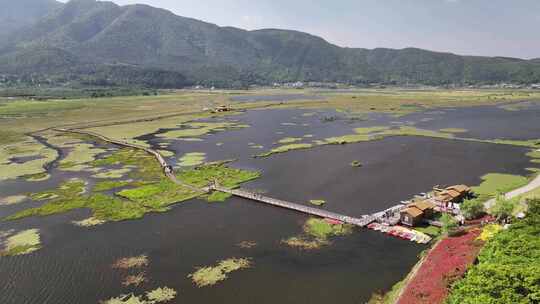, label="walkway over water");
[211,185,377,227]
